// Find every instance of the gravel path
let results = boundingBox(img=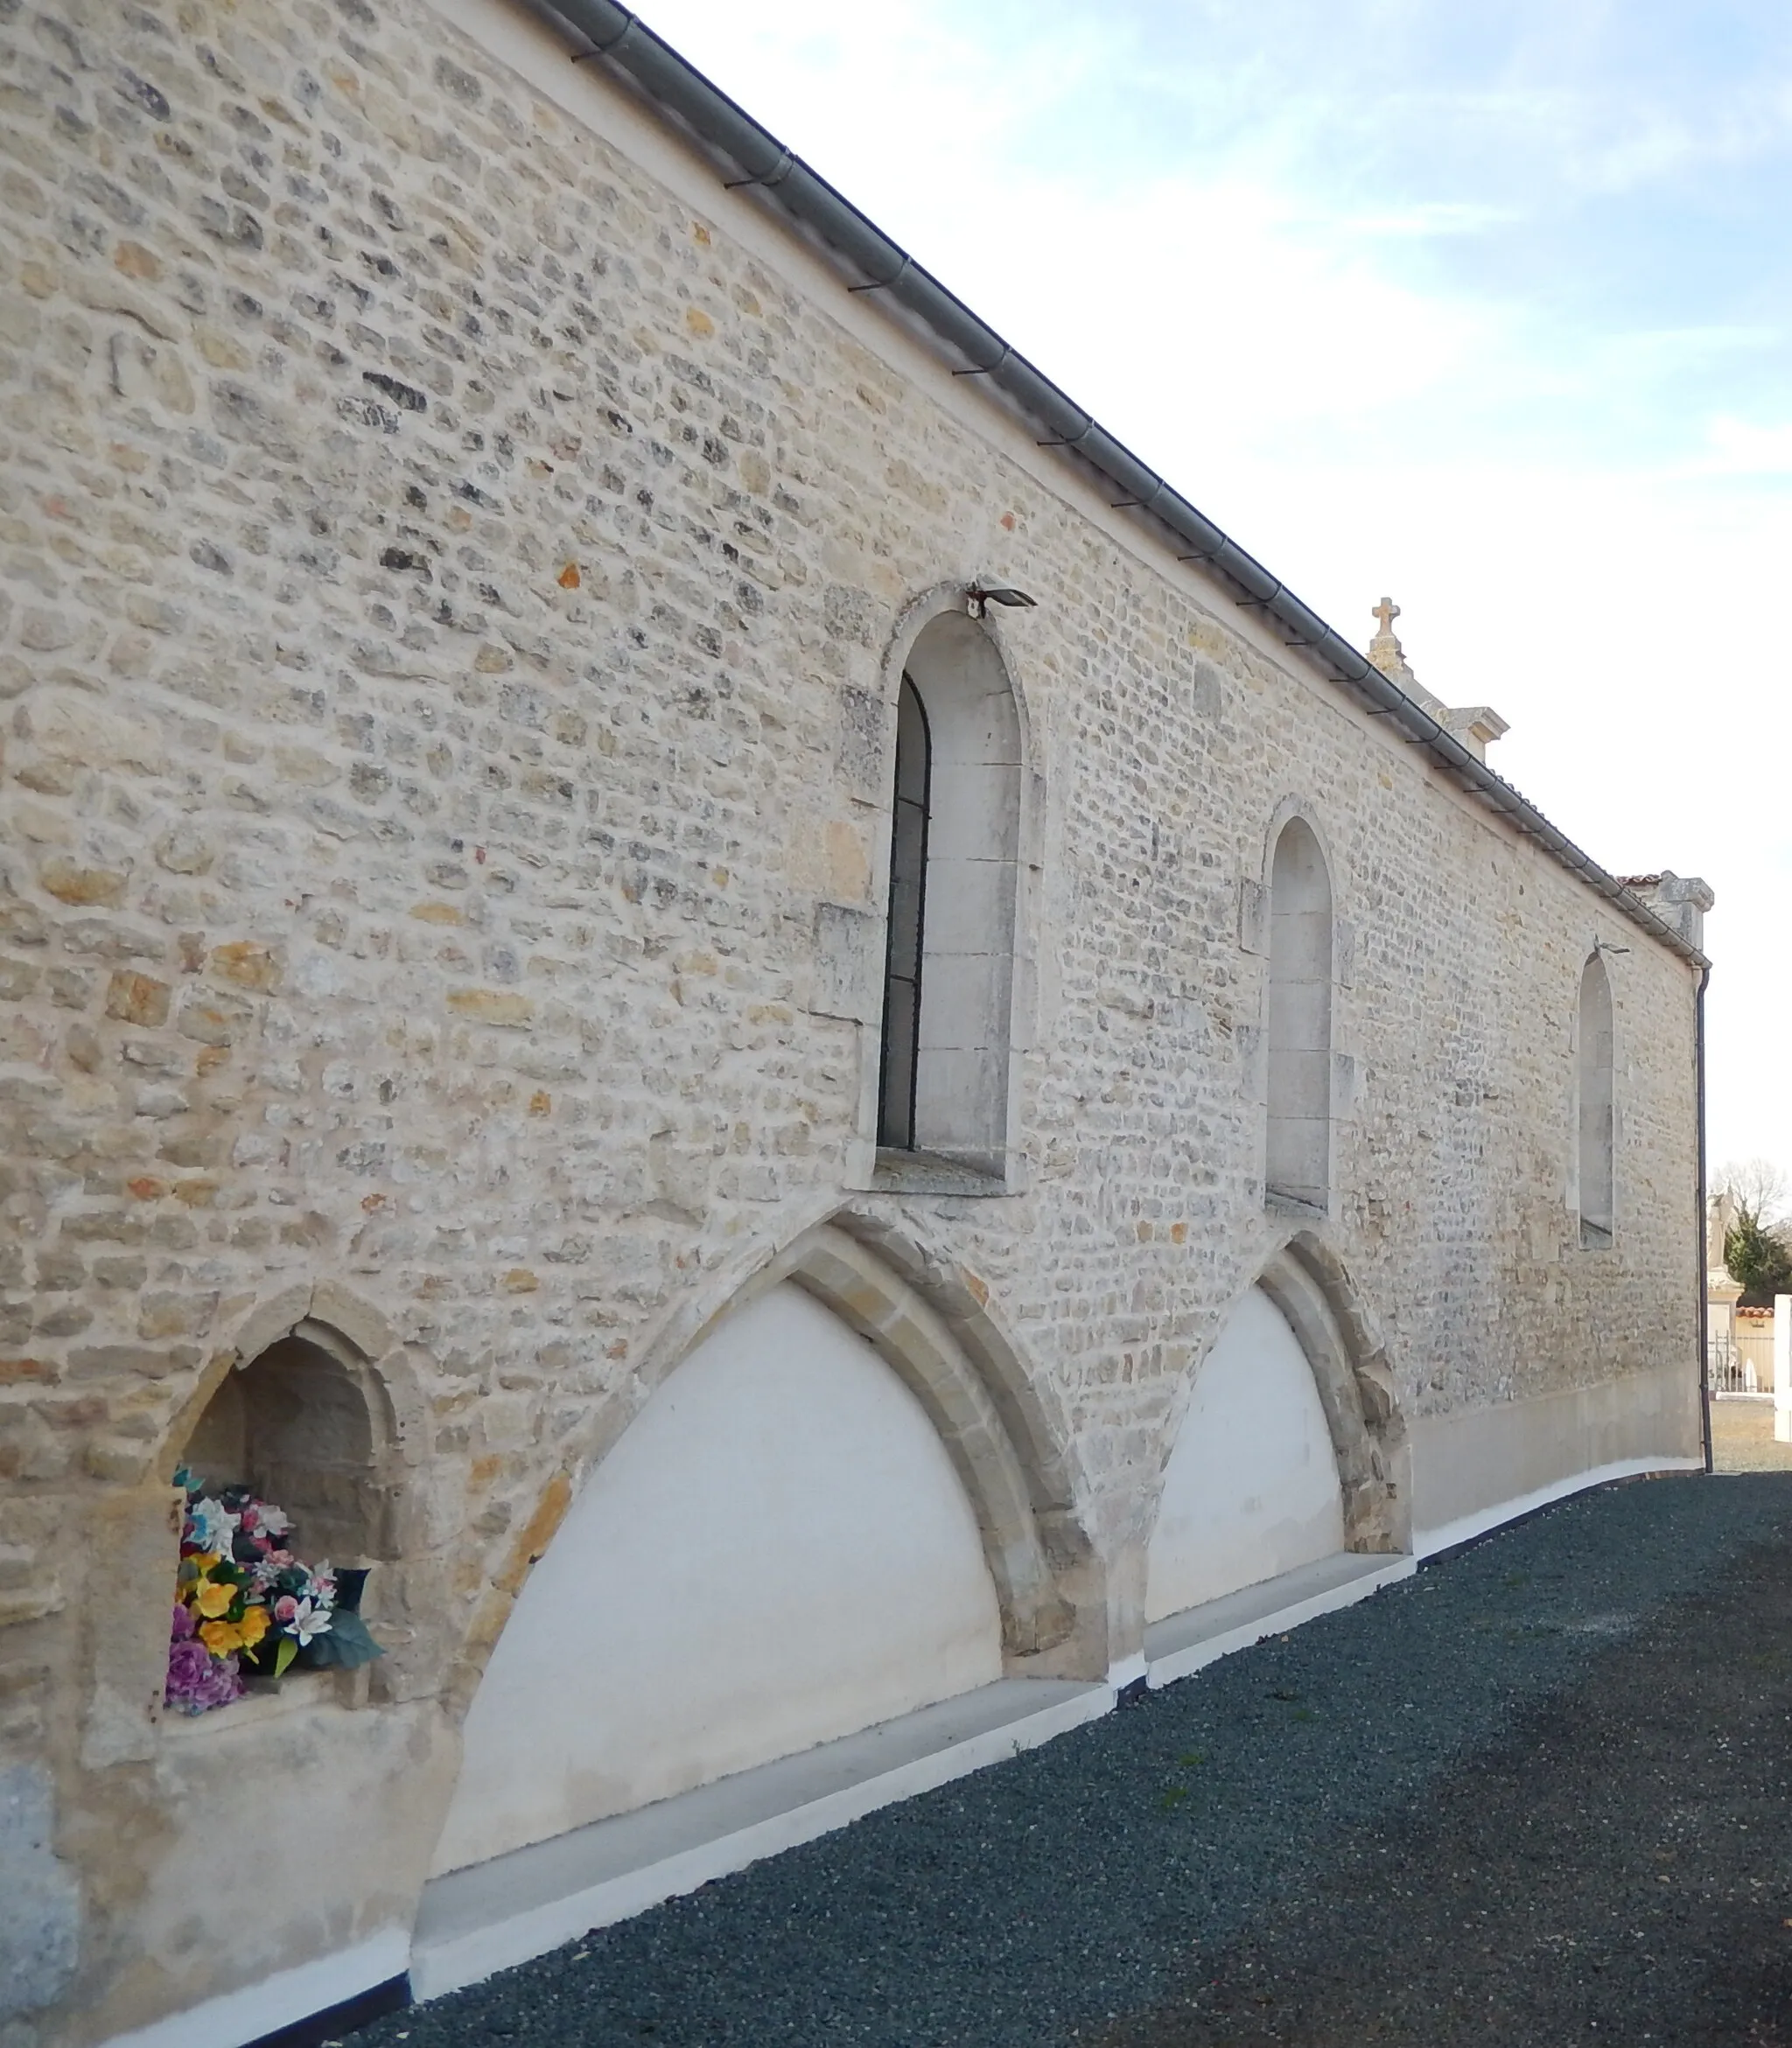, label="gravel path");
[1712,1397,1792,1473]
[355,1474,1792,2048]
